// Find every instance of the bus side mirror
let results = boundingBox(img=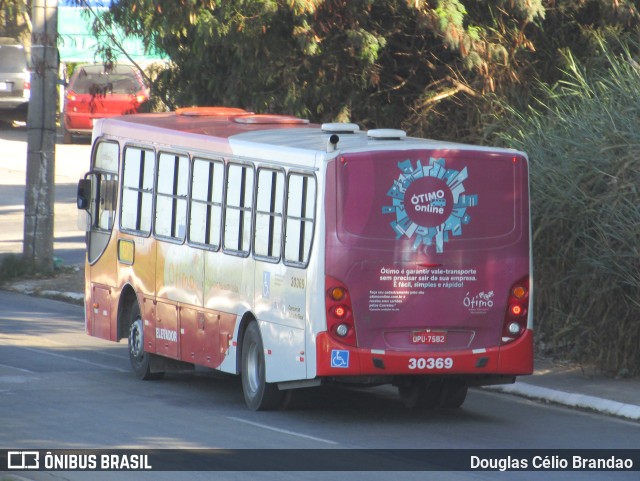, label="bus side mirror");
[77,178,91,210]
